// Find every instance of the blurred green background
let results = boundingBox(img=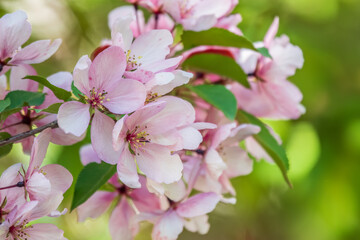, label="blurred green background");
[0,0,359,239]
